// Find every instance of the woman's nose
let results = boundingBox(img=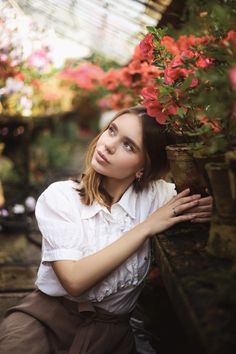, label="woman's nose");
[105,140,116,154]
